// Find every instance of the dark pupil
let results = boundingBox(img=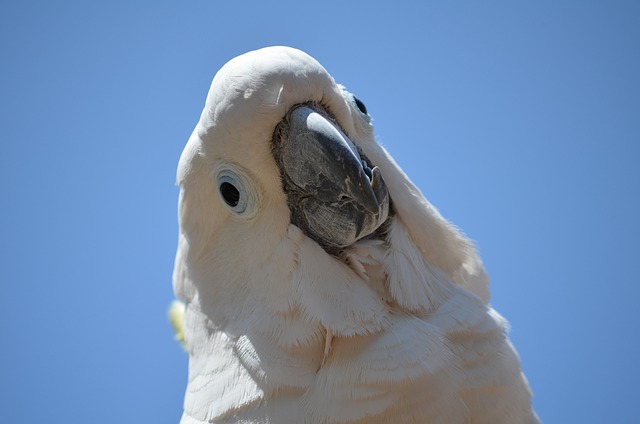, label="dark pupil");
[220,182,240,207]
[354,96,367,115]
